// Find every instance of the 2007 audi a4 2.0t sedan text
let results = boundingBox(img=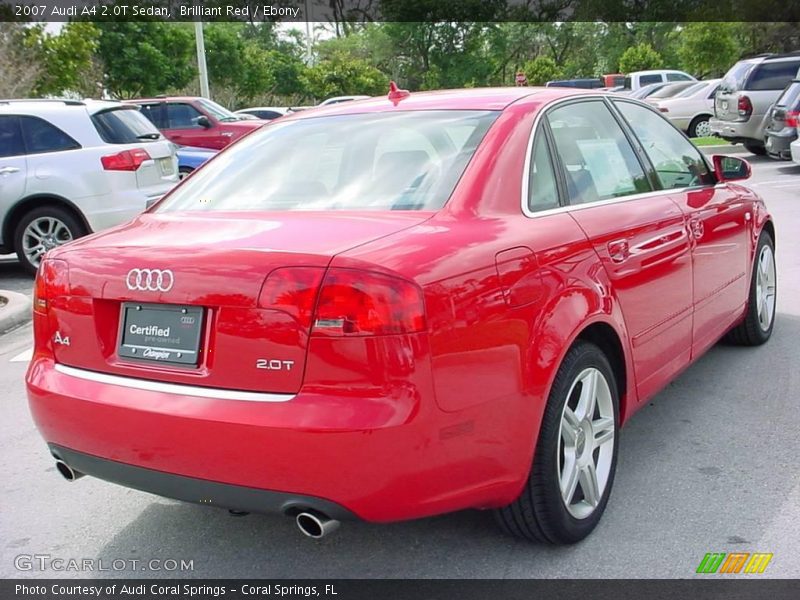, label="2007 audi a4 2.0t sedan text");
[26,85,776,544]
